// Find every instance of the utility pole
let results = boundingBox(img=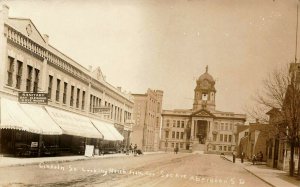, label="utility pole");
[295,0,299,63]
